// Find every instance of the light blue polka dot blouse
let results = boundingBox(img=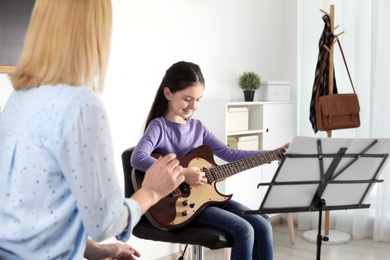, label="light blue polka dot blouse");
[0,85,139,259]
